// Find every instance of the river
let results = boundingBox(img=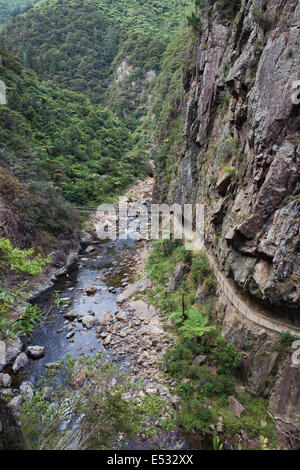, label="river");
[9,185,212,450]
